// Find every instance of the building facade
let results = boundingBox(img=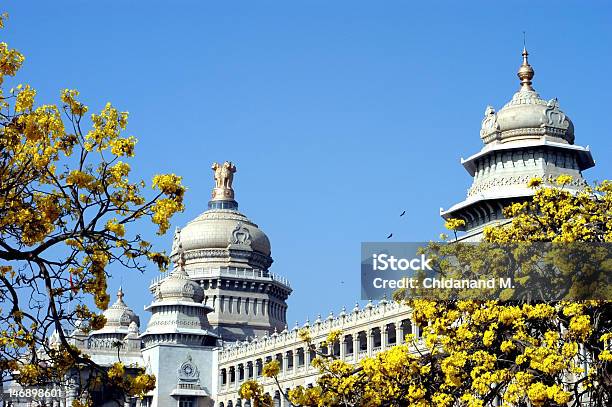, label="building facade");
[4,50,597,407]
